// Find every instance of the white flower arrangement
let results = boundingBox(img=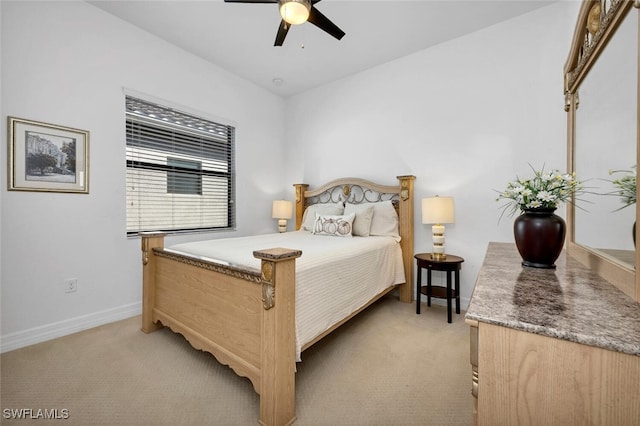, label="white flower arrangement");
[609,166,636,211]
[496,165,583,218]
